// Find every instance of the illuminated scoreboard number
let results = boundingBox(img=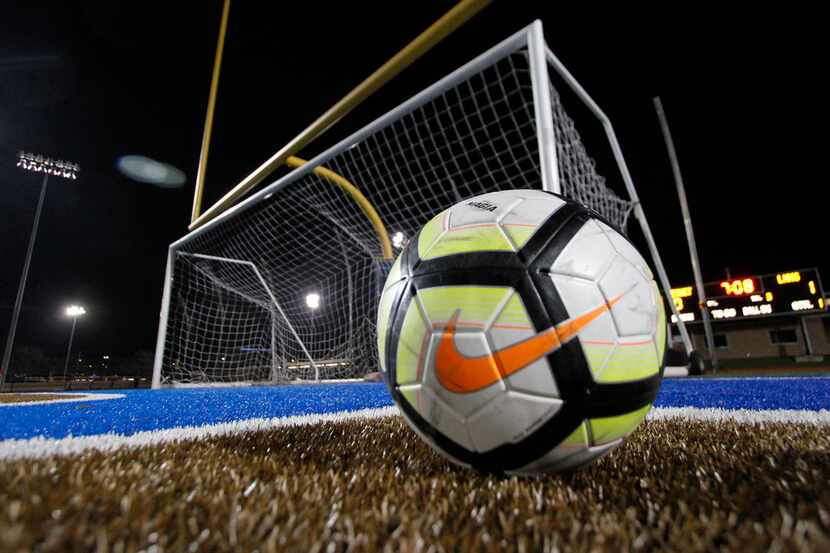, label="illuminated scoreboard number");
[670,268,825,323]
[770,269,825,313]
[776,271,801,284]
[719,278,757,297]
[669,286,696,322]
